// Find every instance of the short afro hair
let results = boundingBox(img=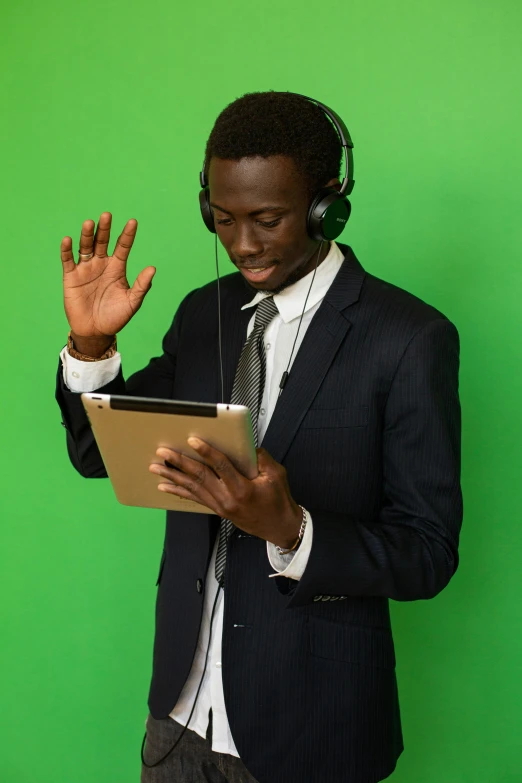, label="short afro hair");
[204,91,342,198]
